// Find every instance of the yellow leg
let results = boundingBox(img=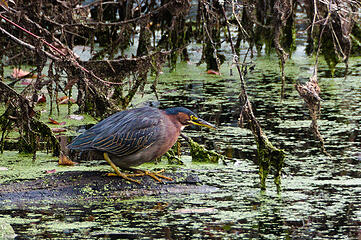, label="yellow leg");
[103,153,140,184]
